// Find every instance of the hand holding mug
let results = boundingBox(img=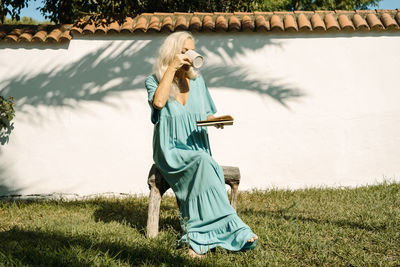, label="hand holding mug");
[170,54,192,71]
[184,50,204,69]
